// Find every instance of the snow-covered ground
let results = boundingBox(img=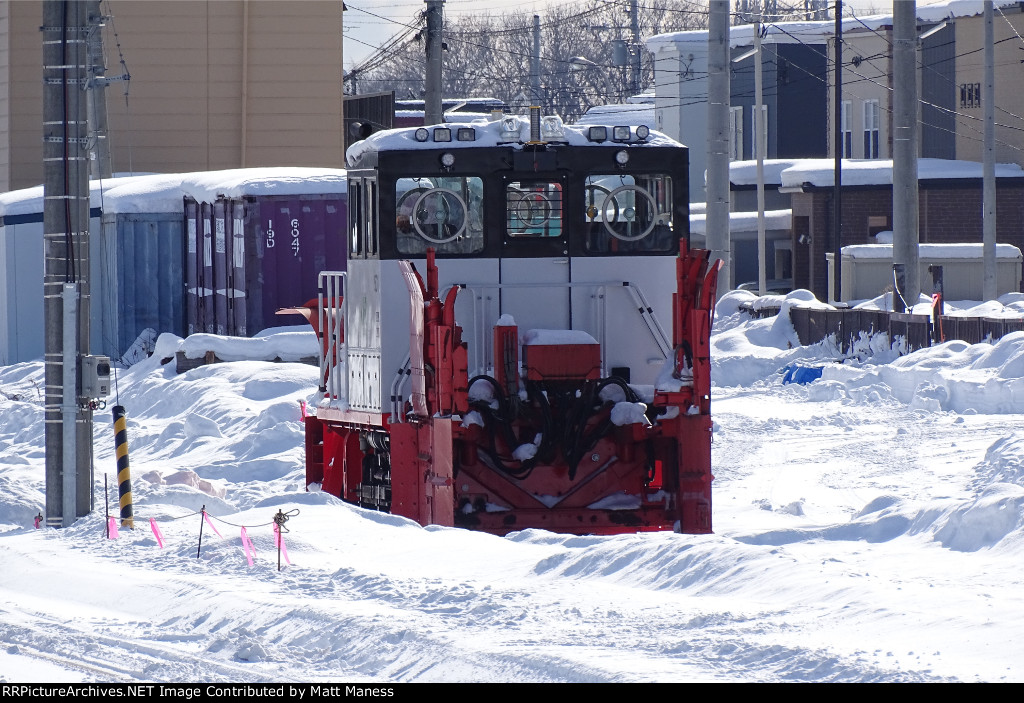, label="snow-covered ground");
[1,292,1022,683]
